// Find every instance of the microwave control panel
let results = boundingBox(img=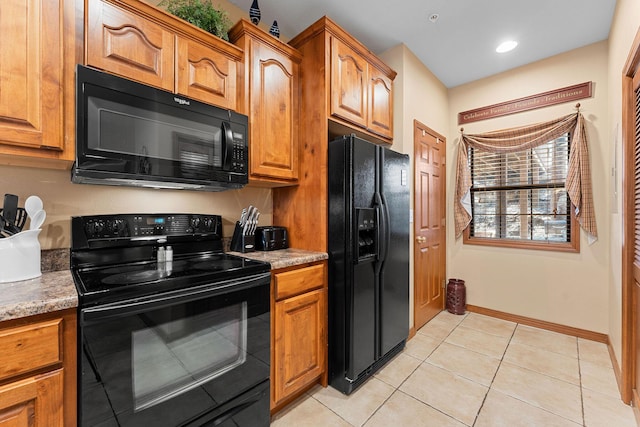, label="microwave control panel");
[231,131,246,173]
